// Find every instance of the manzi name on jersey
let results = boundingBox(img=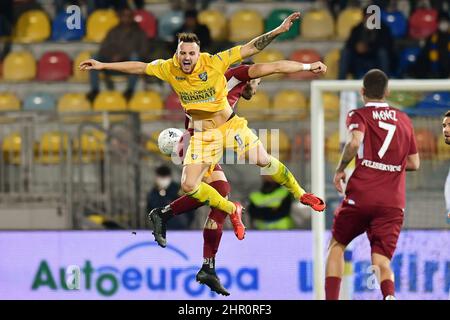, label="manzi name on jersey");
[179,87,216,104]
